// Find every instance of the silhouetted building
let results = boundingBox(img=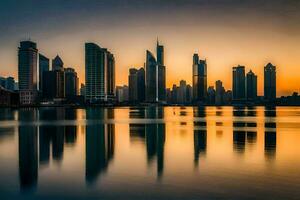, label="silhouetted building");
[264,63,276,103]
[52,55,64,71]
[232,65,246,101]
[145,50,158,102]
[246,70,257,101]
[85,43,115,103]
[0,86,19,106]
[224,90,232,104]
[157,40,166,102]
[178,80,187,104]
[43,70,65,100]
[215,80,225,105]
[207,86,215,104]
[39,54,49,92]
[64,68,78,99]
[80,83,85,96]
[0,76,15,91]
[192,54,207,103]
[42,55,65,100]
[128,67,145,103]
[186,84,193,103]
[18,41,38,105]
[116,85,129,103]
[107,52,115,99]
